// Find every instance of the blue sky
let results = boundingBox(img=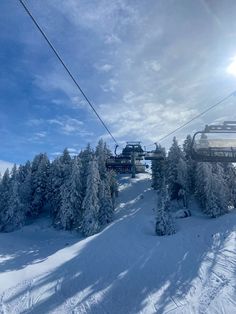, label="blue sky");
[1,0,236,171]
